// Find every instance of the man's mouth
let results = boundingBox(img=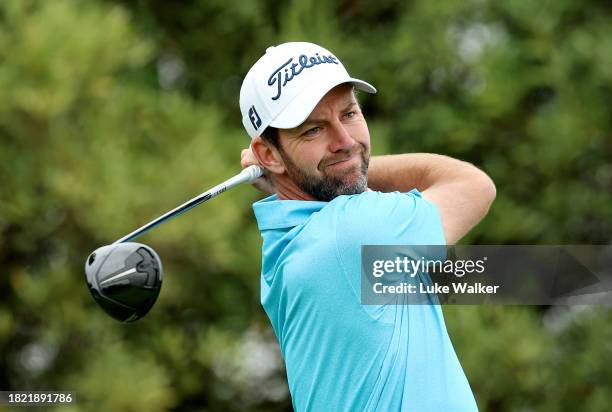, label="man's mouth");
[327,157,353,167]
[323,151,362,170]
